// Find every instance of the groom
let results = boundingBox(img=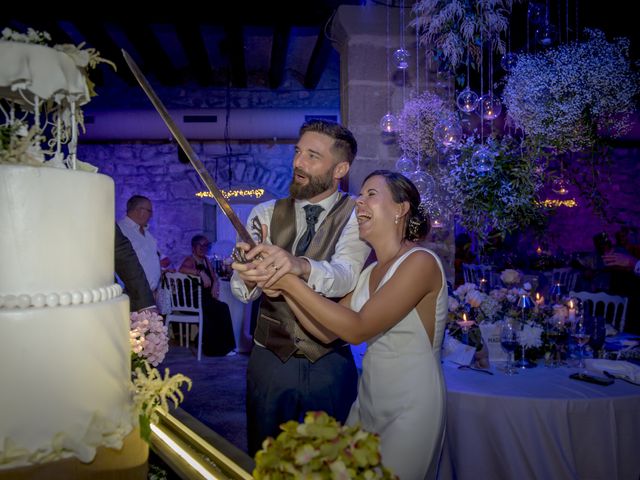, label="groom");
[231,119,370,455]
